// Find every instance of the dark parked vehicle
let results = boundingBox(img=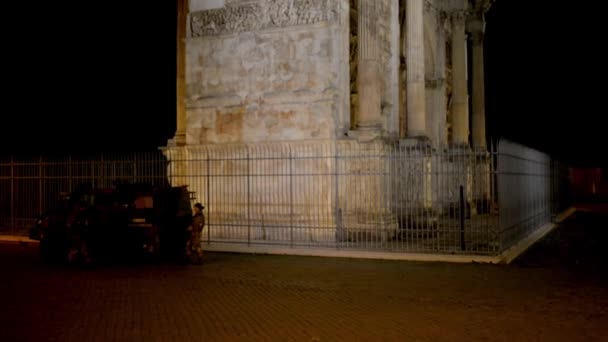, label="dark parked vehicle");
[30,182,193,265]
